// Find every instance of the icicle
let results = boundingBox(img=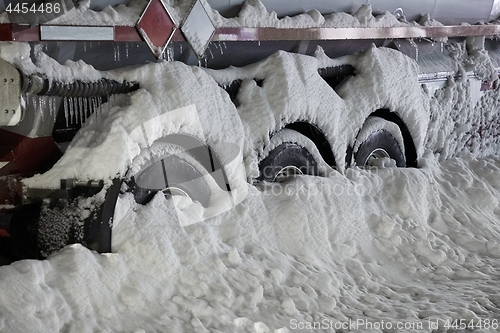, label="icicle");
[96,97,100,115]
[49,98,53,121]
[258,41,261,47]
[83,97,89,120]
[164,45,174,61]
[76,98,80,124]
[78,97,84,124]
[109,94,115,107]
[107,96,111,113]
[440,41,444,53]
[208,45,214,59]
[408,38,418,61]
[179,43,183,54]
[222,42,227,50]
[88,98,92,118]
[30,95,34,112]
[98,96,103,116]
[63,98,69,127]
[50,97,56,122]
[125,42,129,59]
[83,41,87,53]
[89,41,92,49]
[93,97,99,119]
[73,97,78,124]
[47,98,51,121]
[113,43,118,62]
[39,96,46,120]
[68,97,73,124]
[31,95,39,118]
[116,43,120,61]
[90,97,95,117]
